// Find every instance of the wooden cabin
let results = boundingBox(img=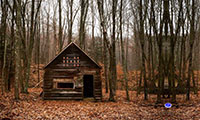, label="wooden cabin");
[43,42,102,101]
